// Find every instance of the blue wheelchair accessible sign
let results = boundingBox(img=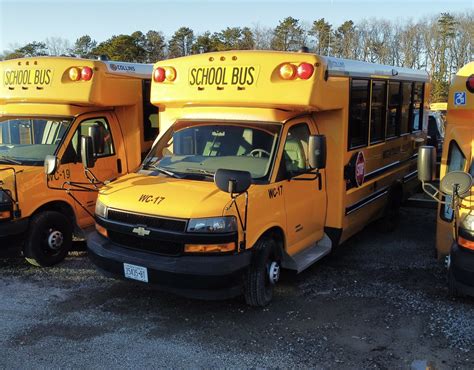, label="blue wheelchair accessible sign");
[454,91,466,106]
